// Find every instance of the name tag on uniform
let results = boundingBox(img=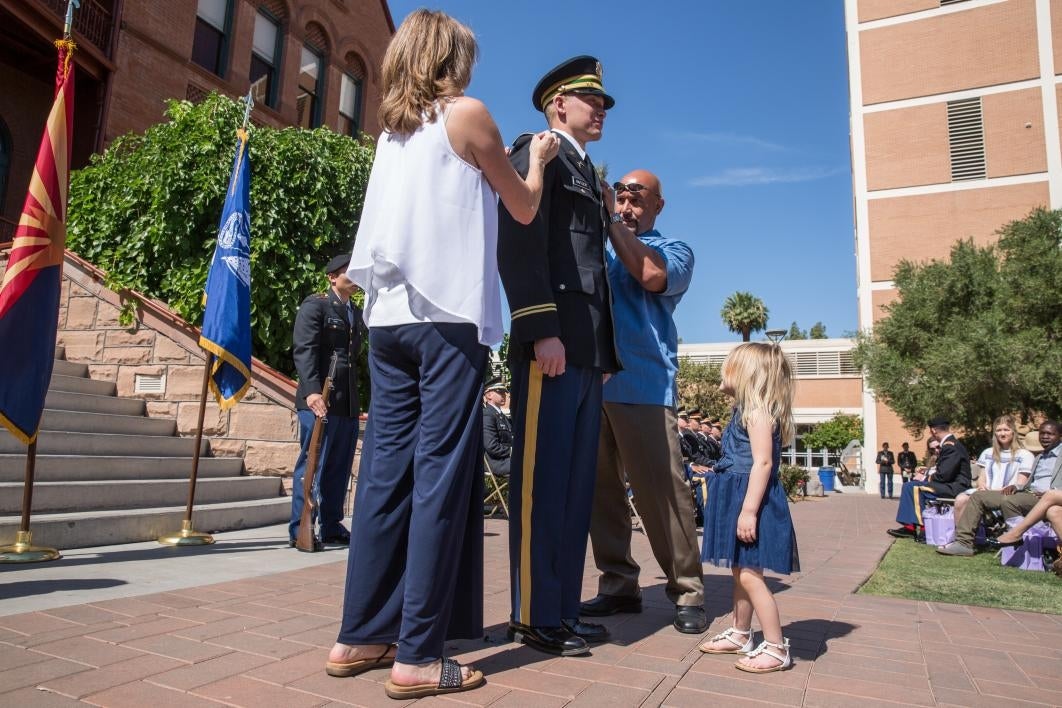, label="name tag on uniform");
[571,176,591,190]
